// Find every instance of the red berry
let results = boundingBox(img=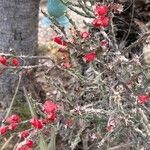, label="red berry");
[80,31,90,39]
[83,52,96,62]
[92,18,102,28]
[106,125,114,132]
[30,117,43,129]
[0,55,7,65]
[100,17,109,27]
[8,123,17,131]
[53,36,67,46]
[0,126,7,135]
[26,140,34,148]
[100,39,109,48]
[138,95,149,104]
[43,100,58,114]
[6,114,21,124]
[63,62,72,69]
[17,145,29,150]
[19,130,30,139]
[94,5,108,16]
[12,58,20,66]
[41,118,47,125]
[48,112,57,123]
[92,17,109,28]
